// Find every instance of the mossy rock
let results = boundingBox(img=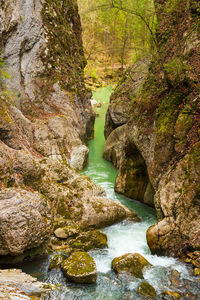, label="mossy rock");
[69,230,108,251]
[137,281,156,299]
[54,224,80,239]
[48,254,64,270]
[112,253,151,279]
[194,268,200,276]
[162,291,182,299]
[61,251,97,284]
